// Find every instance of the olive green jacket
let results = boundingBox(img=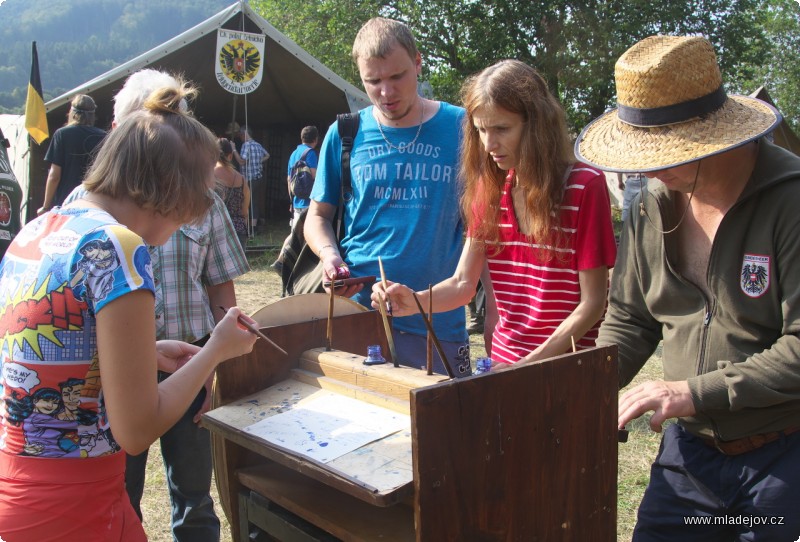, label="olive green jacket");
[599,139,800,440]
